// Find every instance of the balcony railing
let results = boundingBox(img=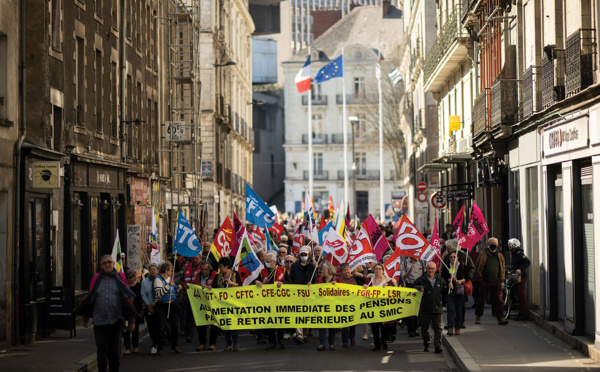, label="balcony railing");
[302,133,328,144]
[522,66,535,120]
[335,94,376,105]
[541,49,565,110]
[331,133,344,144]
[490,79,519,128]
[423,3,469,83]
[302,95,328,105]
[303,170,329,180]
[337,170,380,180]
[473,89,490,138]
[565,28,596,98]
